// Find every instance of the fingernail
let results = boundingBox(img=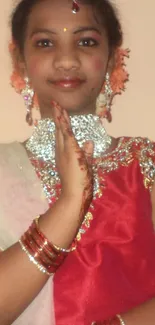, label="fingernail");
[51,100,56,106]
[51,100,60,109]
